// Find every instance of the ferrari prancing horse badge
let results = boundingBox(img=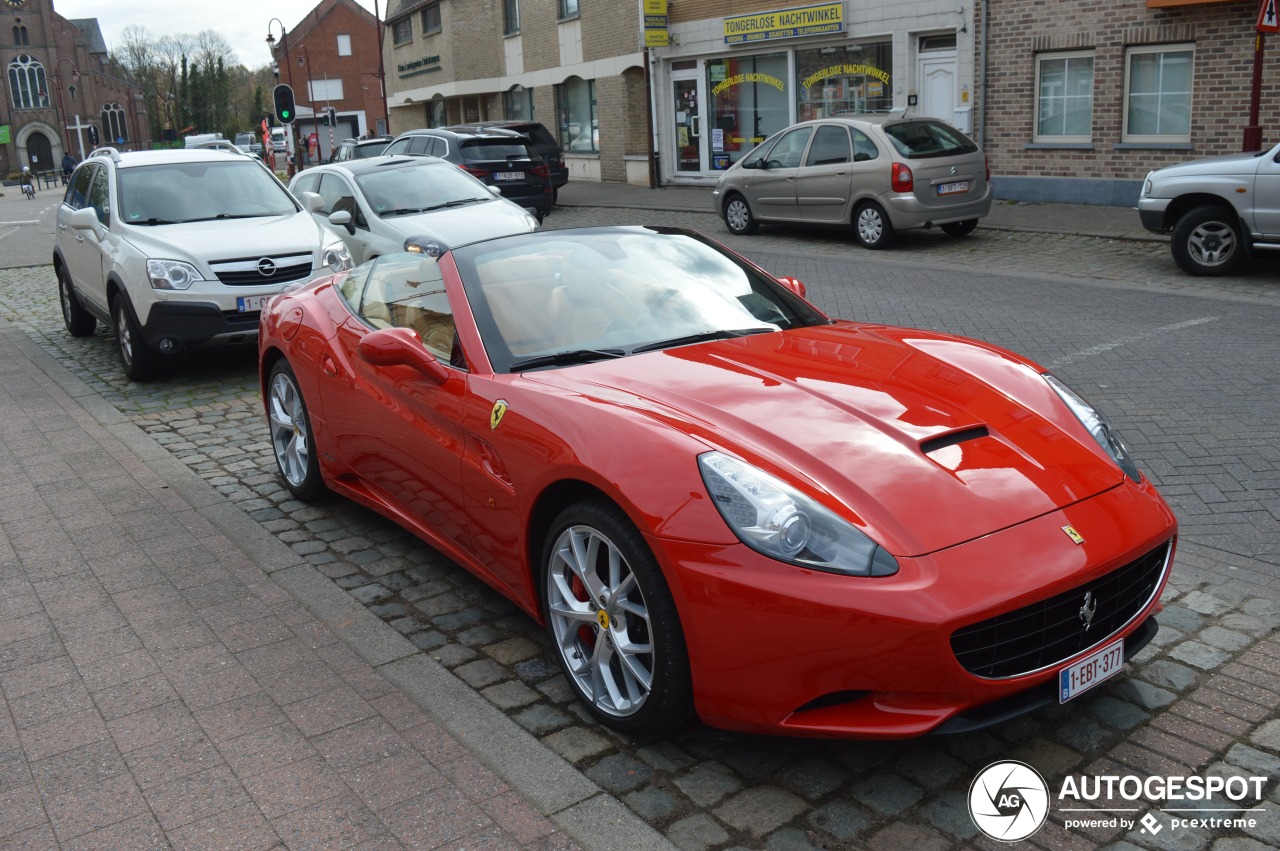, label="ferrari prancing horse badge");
[490,399,509,430]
